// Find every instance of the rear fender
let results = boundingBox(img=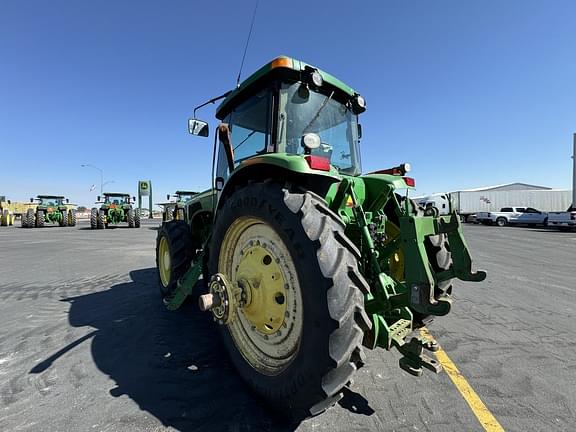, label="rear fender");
[218,154,341,210]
